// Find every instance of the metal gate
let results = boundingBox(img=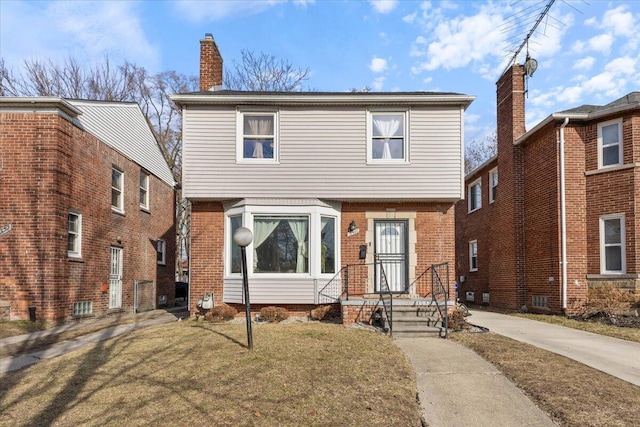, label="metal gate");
[134,279,155,313]
[374,220,408,293]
